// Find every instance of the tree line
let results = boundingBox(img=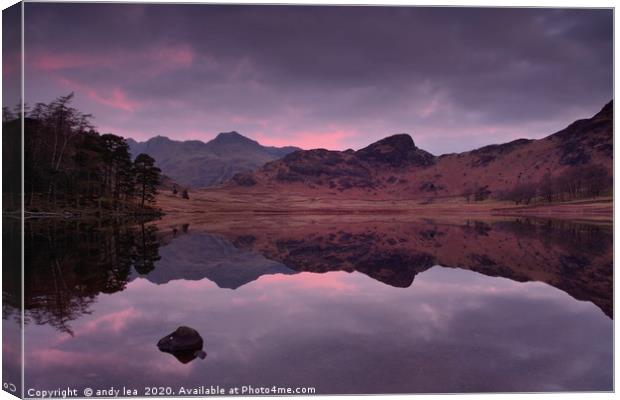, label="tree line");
[3,94,162,214]
[496,166,611,205]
